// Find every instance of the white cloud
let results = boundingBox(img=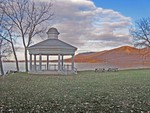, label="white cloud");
[35,0,132,53]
